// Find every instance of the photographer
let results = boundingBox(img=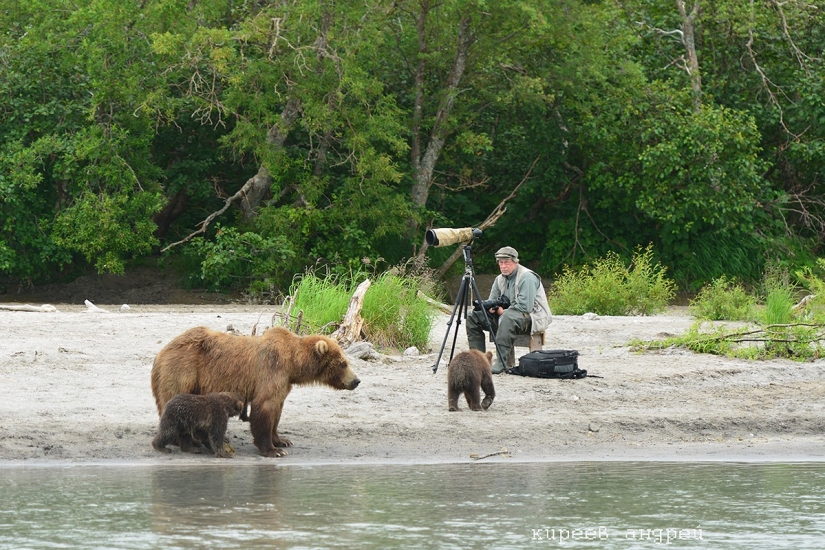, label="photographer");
[466,246,552,374]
